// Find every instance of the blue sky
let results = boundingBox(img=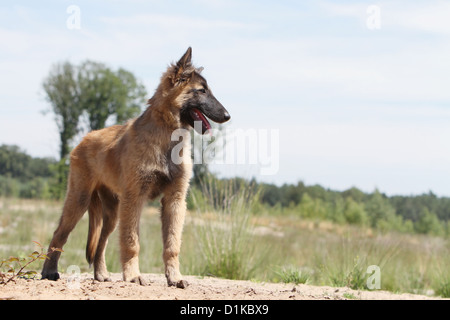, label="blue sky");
[1,0,449,196]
